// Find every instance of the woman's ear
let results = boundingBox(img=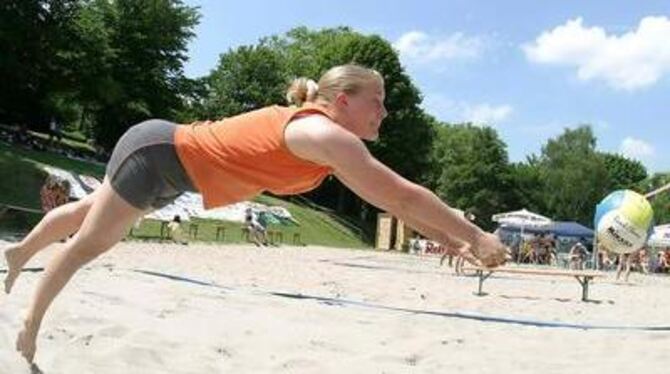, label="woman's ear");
[334,92,349,107]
